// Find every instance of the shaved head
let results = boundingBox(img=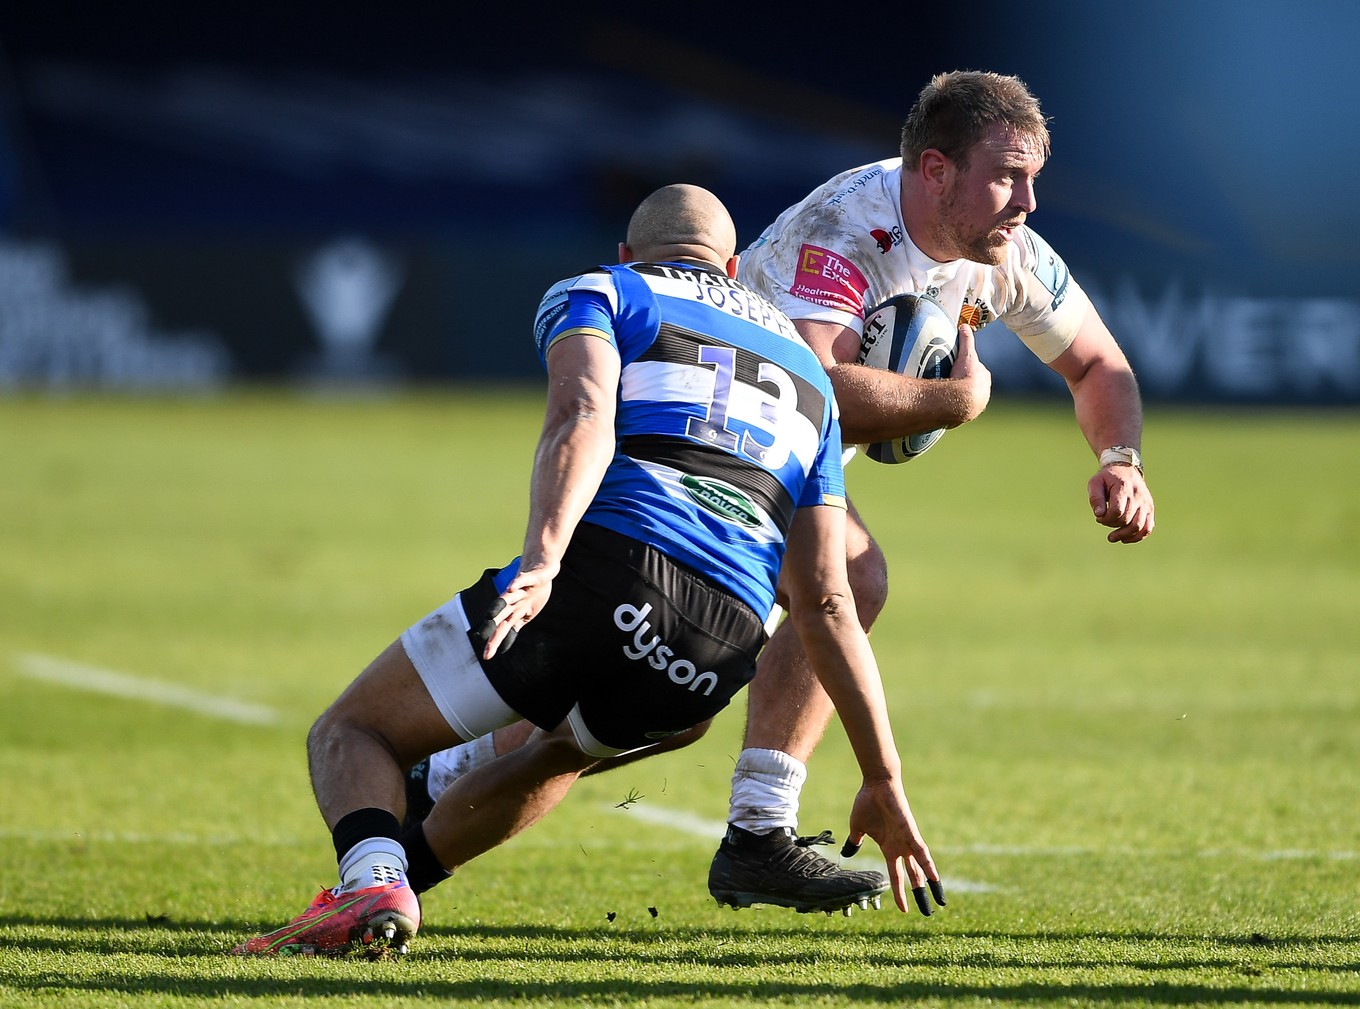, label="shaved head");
[623,184,738,267]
